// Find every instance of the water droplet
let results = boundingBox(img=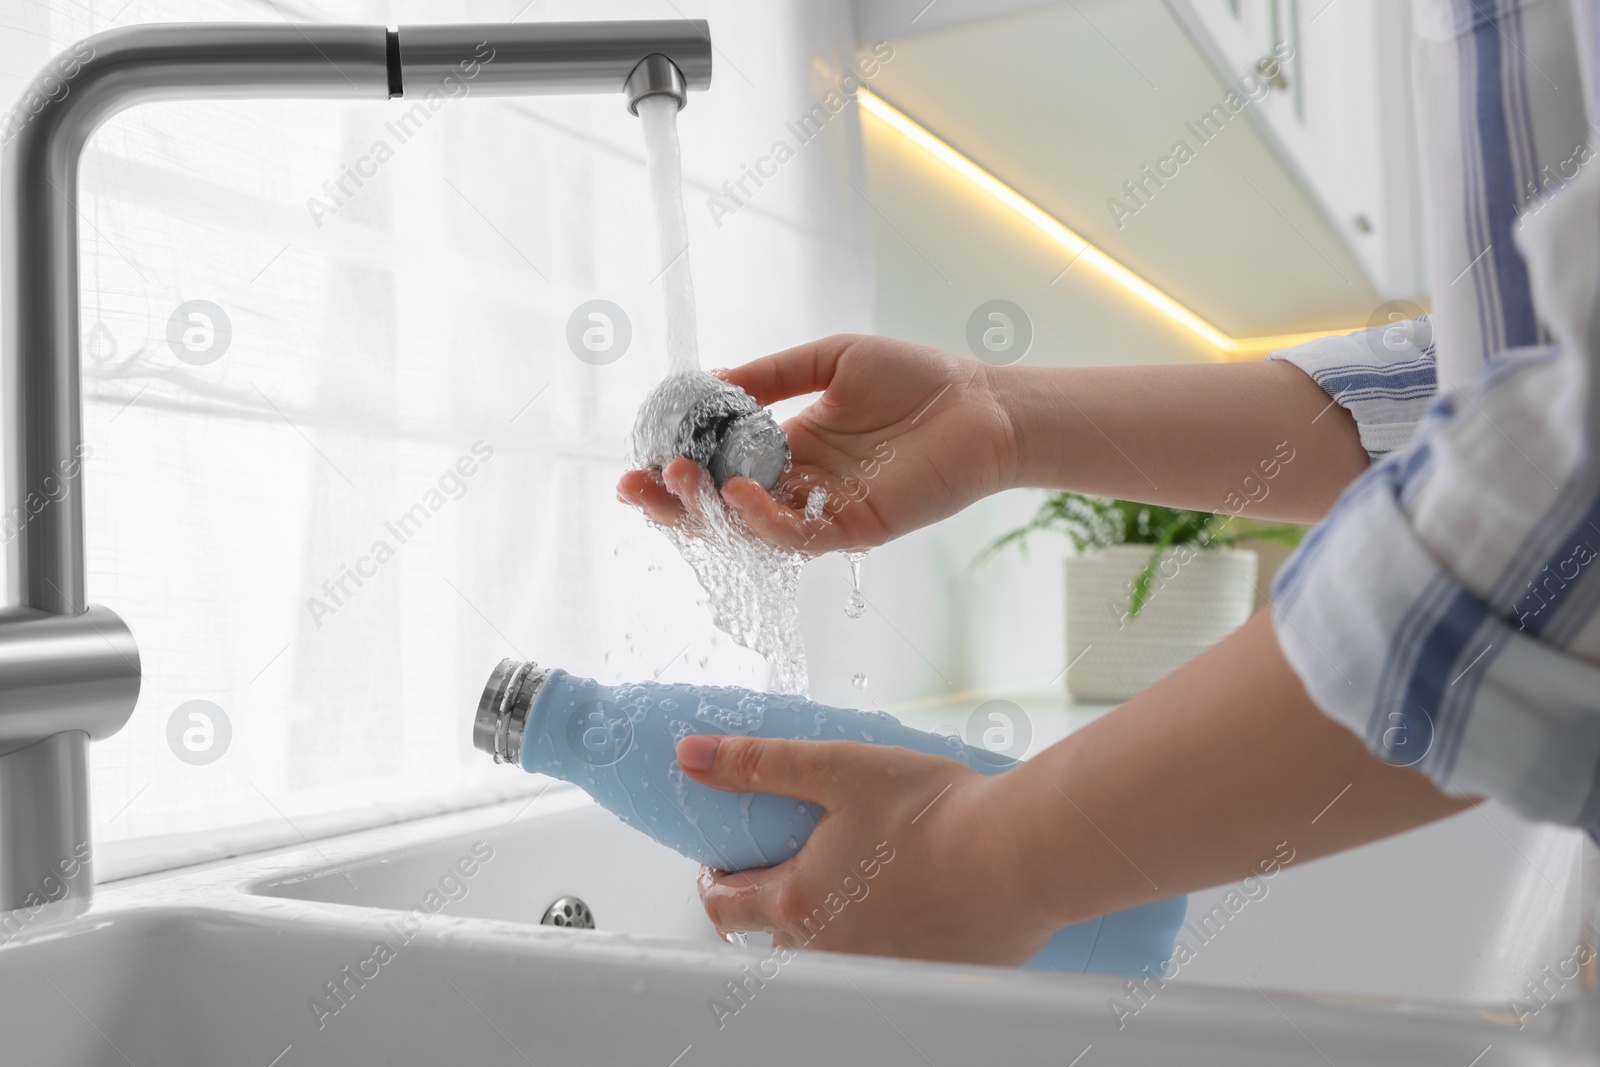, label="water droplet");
[736,792,770,864]
[785,836,798,850]
[695,698,764,734]
[843,550,868,618]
